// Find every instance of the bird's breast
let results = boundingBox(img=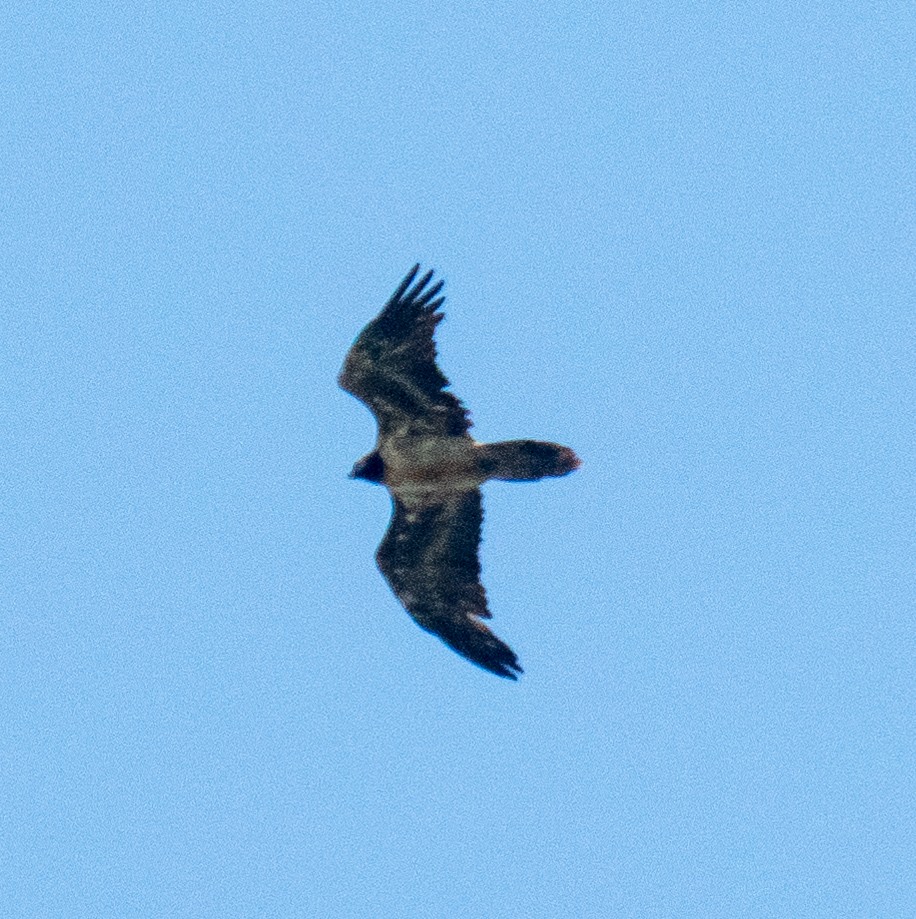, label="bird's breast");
[380,436,484,490]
